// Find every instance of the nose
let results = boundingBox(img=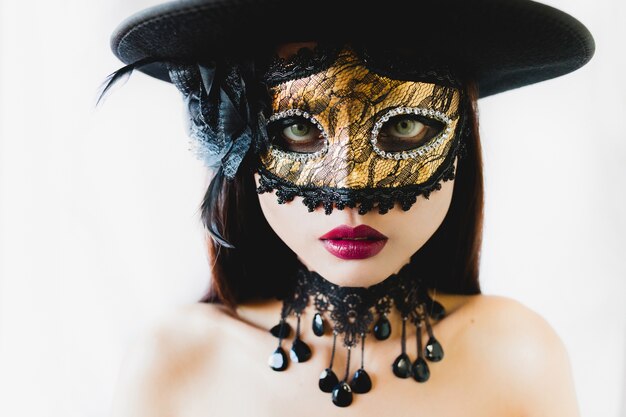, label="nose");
[324,109,376,190]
